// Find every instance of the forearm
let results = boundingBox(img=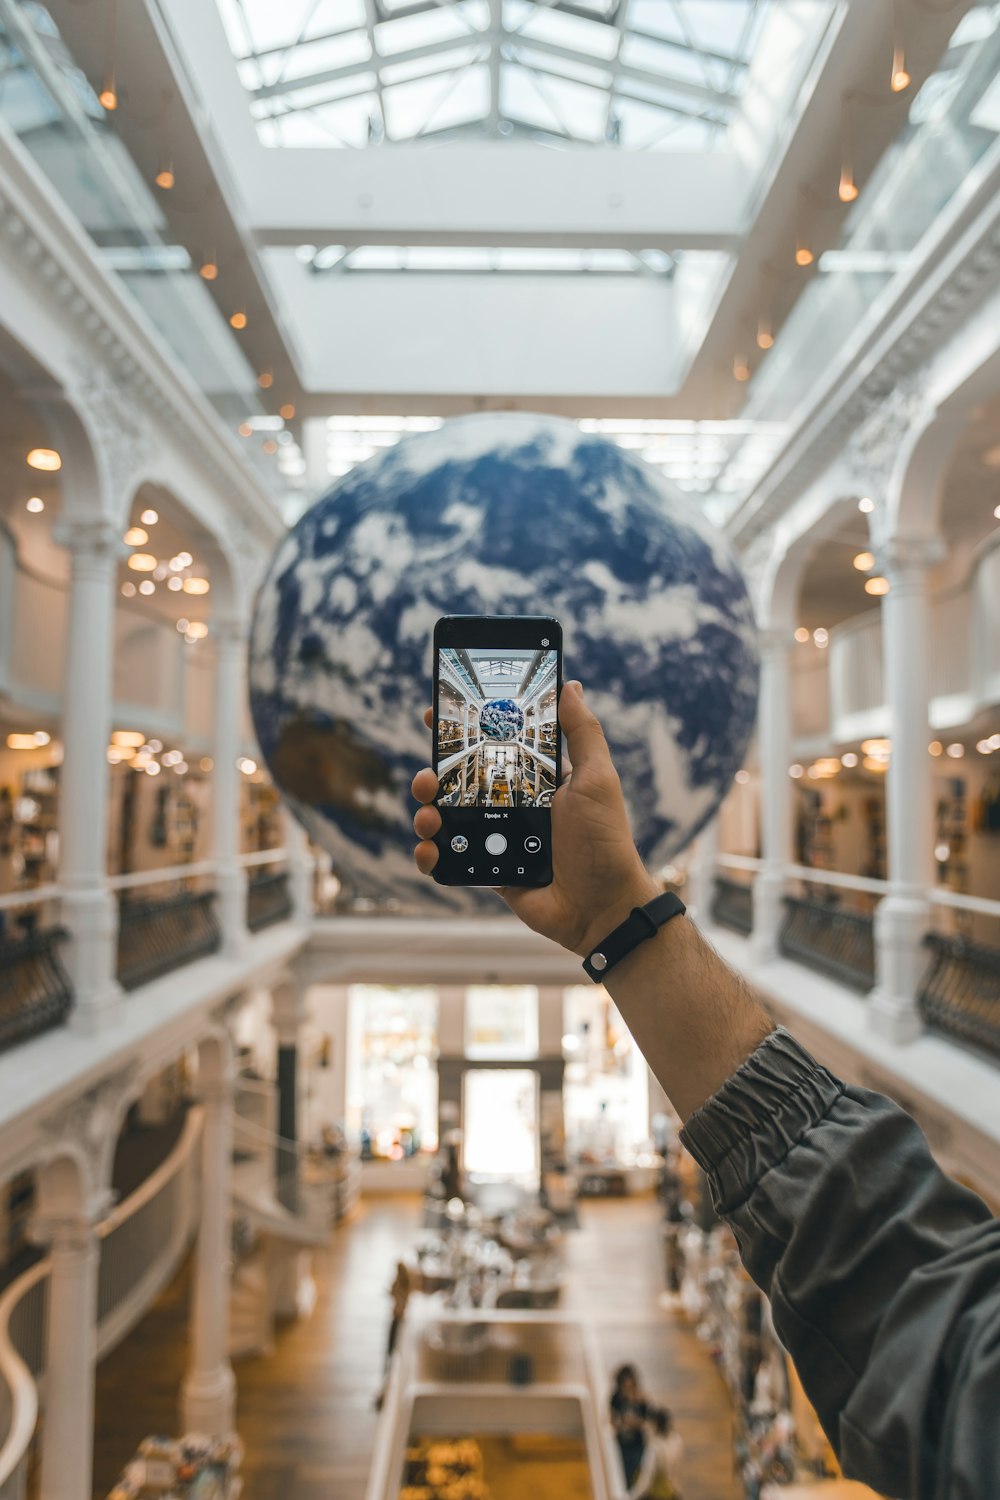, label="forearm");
[587,884,772,1122]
